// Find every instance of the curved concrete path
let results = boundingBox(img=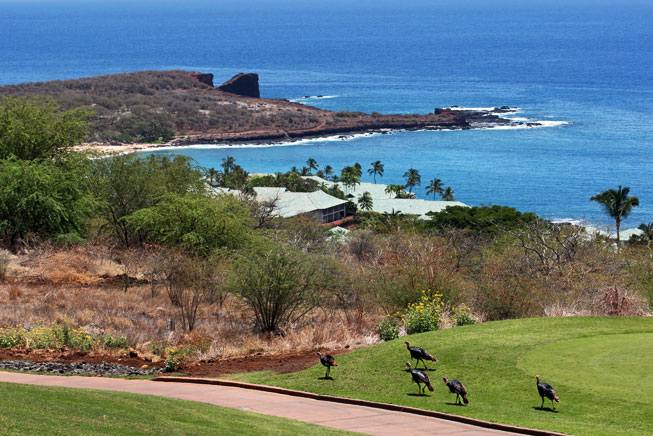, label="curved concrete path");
[0,372,521,435]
